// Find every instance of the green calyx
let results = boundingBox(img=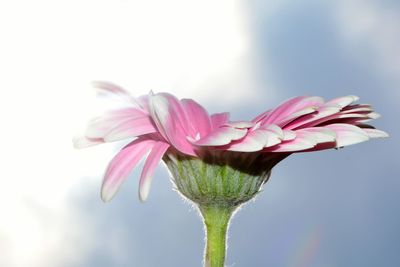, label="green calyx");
[163,150,282,207]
